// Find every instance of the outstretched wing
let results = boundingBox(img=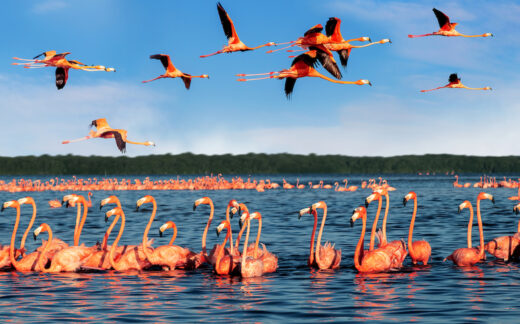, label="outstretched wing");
[217,2,238,40]
[338,48,351,68]
[304,24,323,37]
[325,17,340,37]
[55,67,69,90]
[449,73,459,83]
[150,54,174,71]
[311,46,342,79]
[106,131,126,153]
[291,51,318,68]
[181,75,192,90]
[433,8,451,30]
[34,50,56,60]
[284,78,297,98]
